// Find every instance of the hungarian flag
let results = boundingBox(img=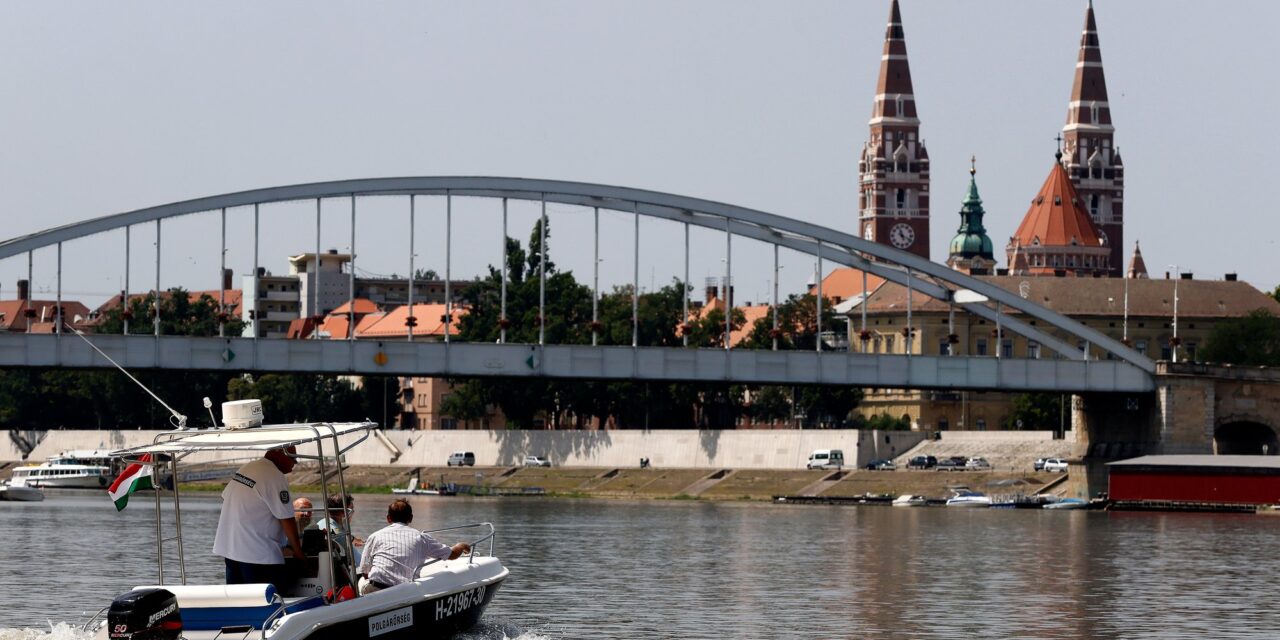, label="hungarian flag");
[108,454,154,511]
